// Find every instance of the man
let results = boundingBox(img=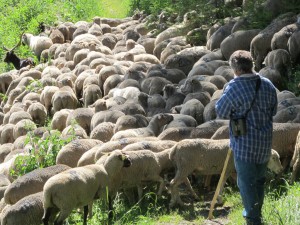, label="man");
[215,50,277,225]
